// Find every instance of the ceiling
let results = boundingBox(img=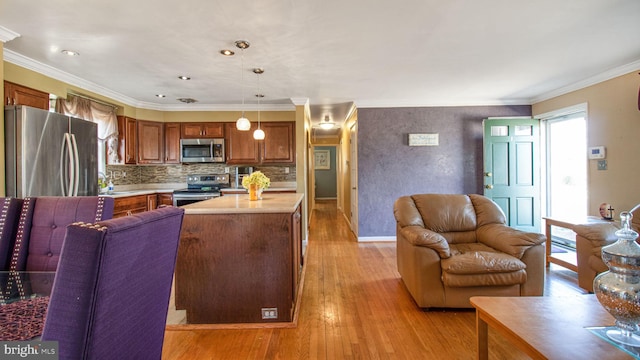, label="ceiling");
[1,0,639,133]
